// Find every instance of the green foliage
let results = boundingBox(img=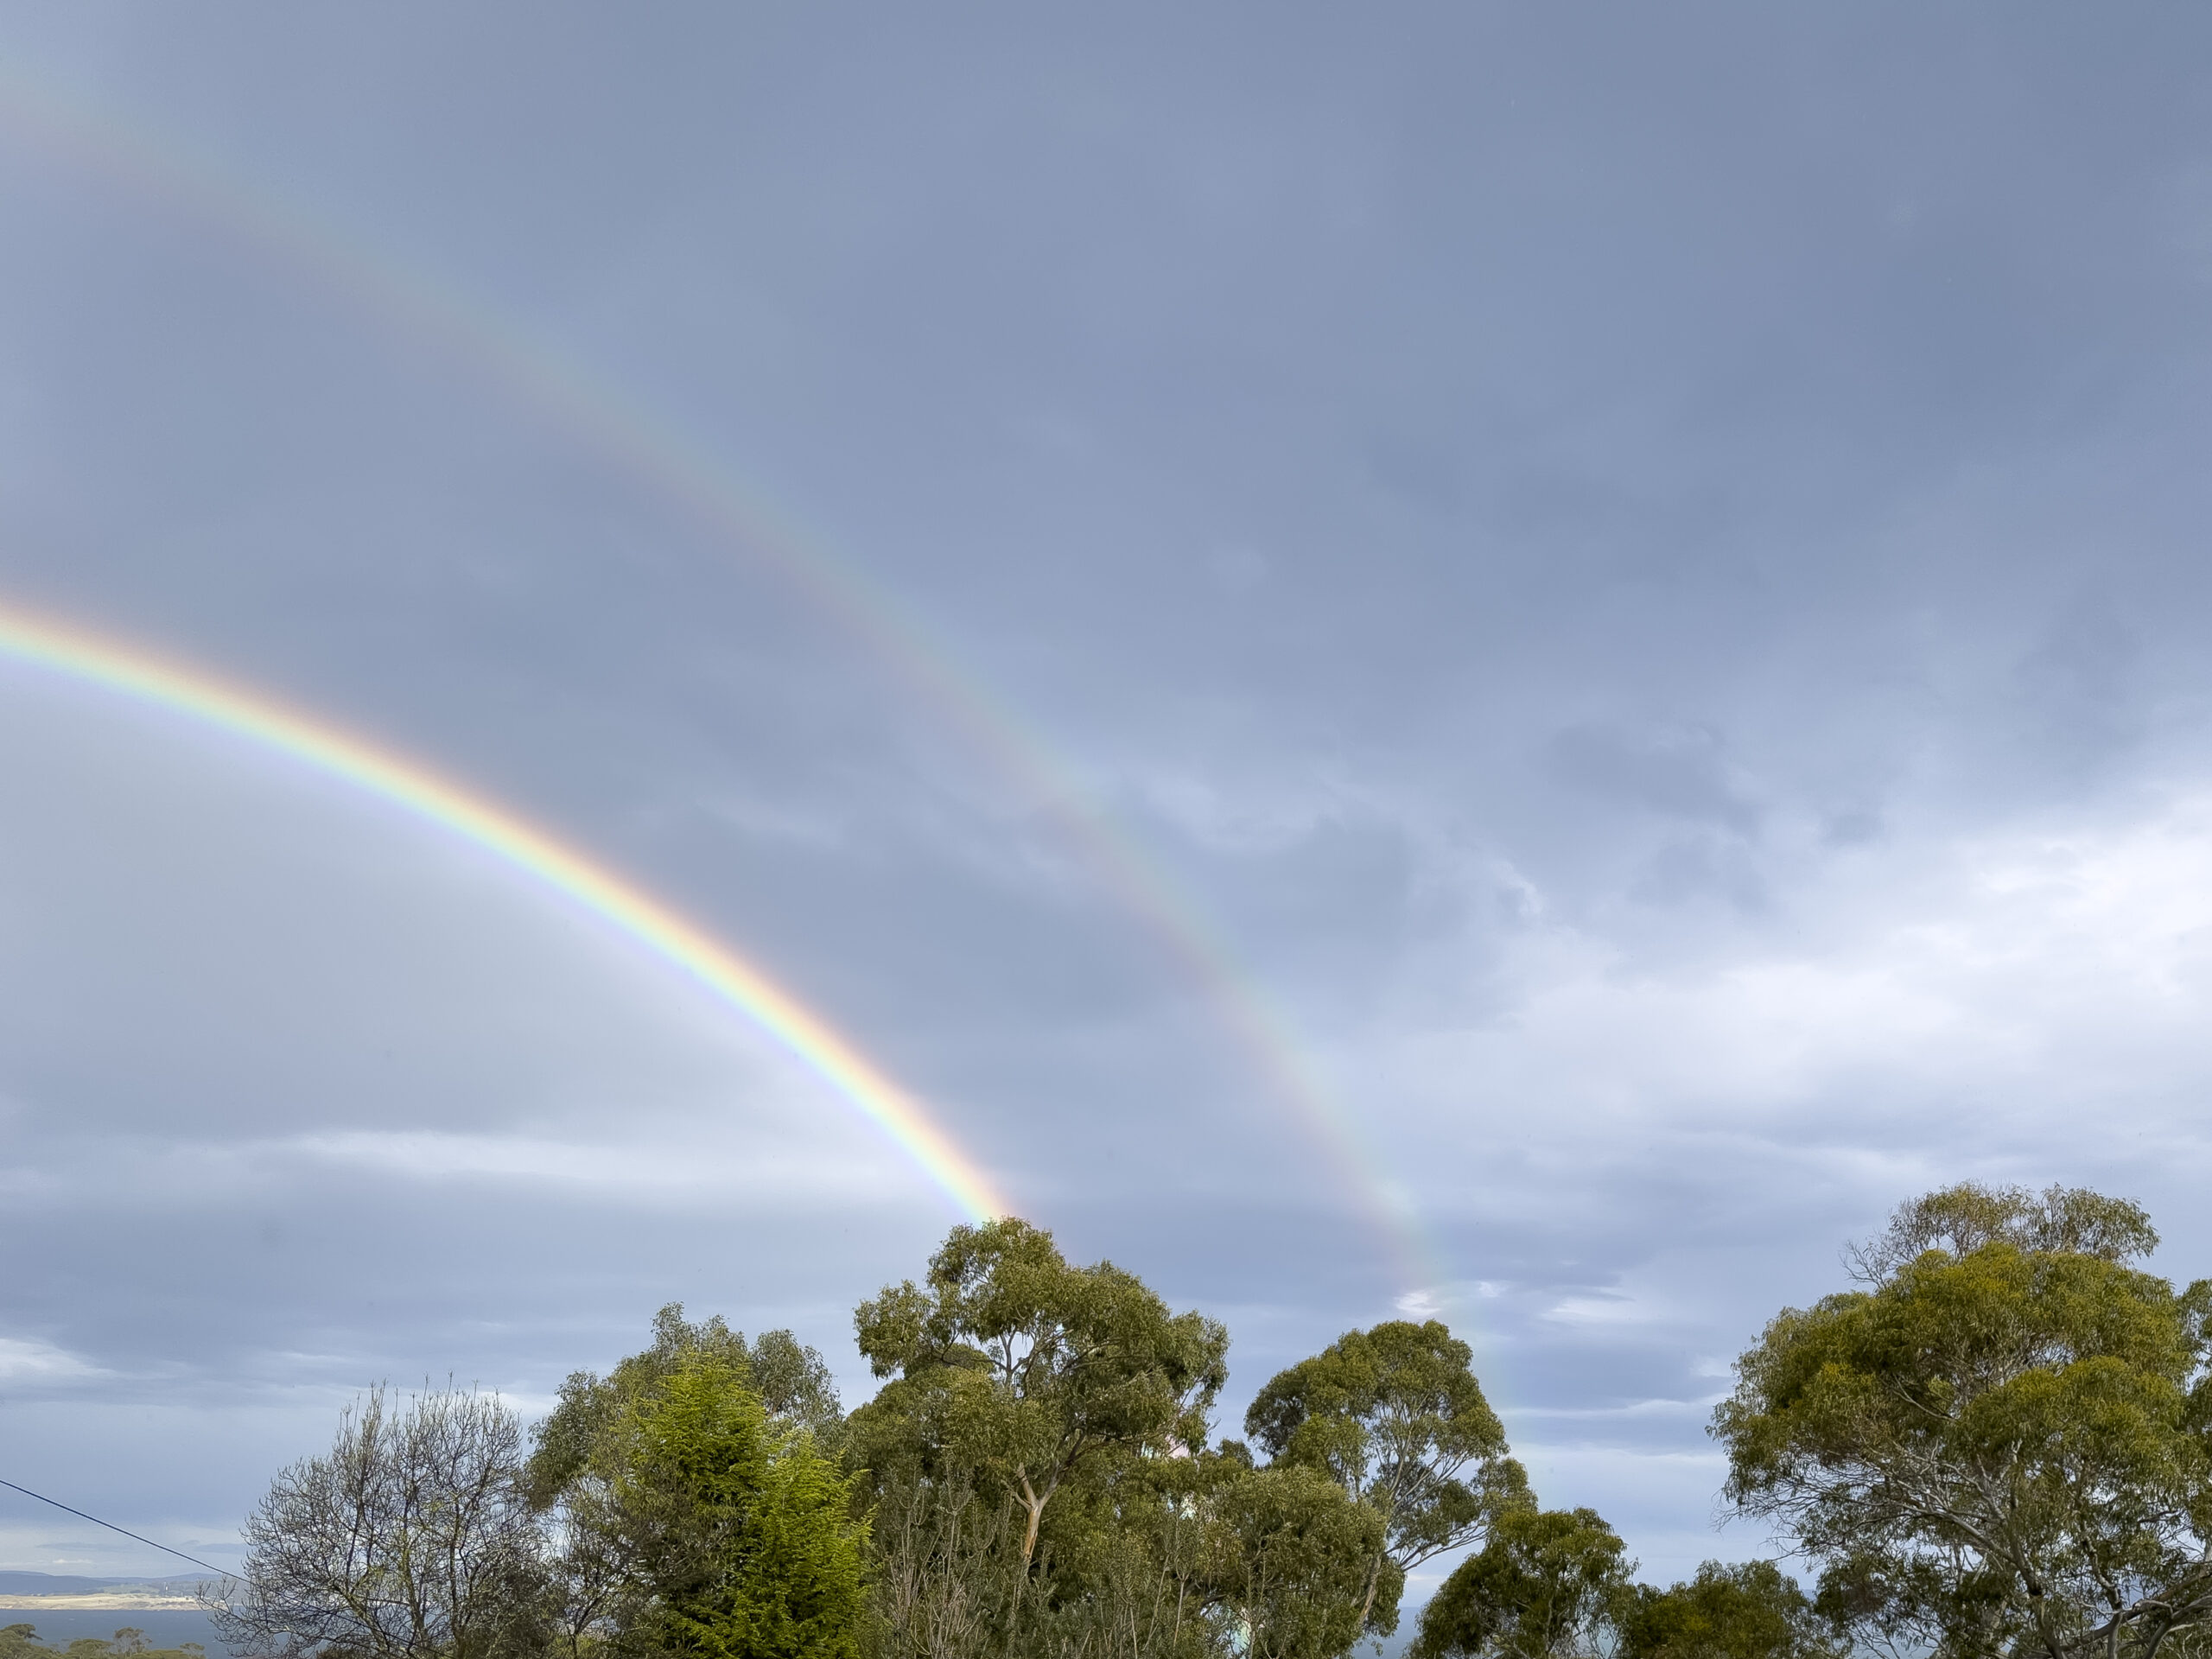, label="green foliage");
[1246,1319,1528,1628]
[199,1217,1662,1659]
[857,1433,1400,1659]
[864,1472,1027,1658]
[850,1218,1233,1657]
[599,1354,868,1659]
[1844,1183,2161,1284]
[526,1330,867,1659]
[852,1221,1436,1659]
[526,1306,852,1657]
[1616,1561,1844,1659]
[214,1188,2212,1659]
[529,1304,843,1509]
[1412,1507,1631,1659]
[864,1459,1224,1659]
[1713,1182,2212,1659]
[850,1218,1228,1571]
[1205,1463,1394,1659]
[0,1631,202,1659]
